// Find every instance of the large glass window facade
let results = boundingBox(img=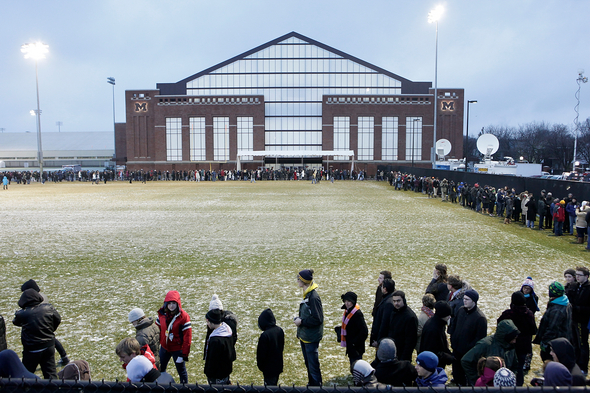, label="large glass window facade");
[382,117,398,160]
[237,116,253,160]
[406,117,422,161]
[357,117,374,161]
[213,117,229,161]
[185,36,402,153]
[333,116,350,160]
[189,117,206,161]
[166,117,182,161]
